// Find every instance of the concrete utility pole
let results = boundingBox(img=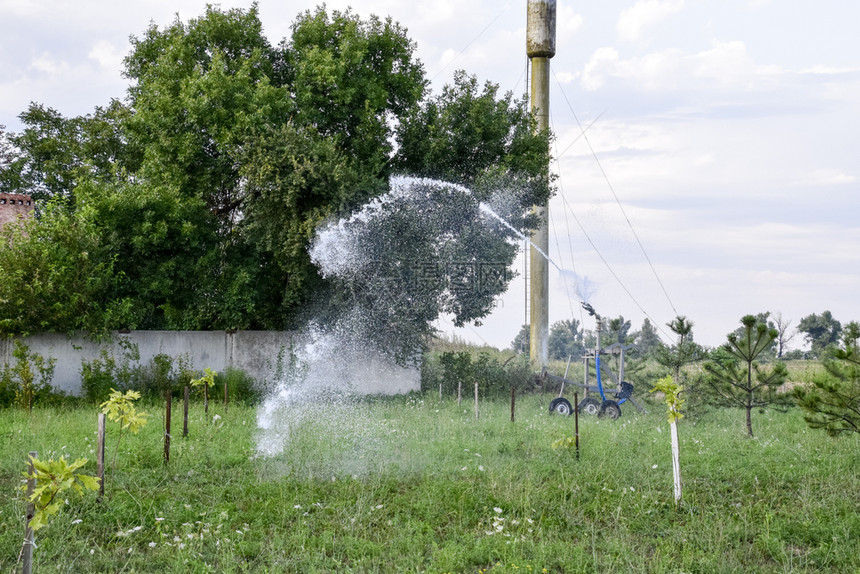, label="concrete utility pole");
[527,0,556,368]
